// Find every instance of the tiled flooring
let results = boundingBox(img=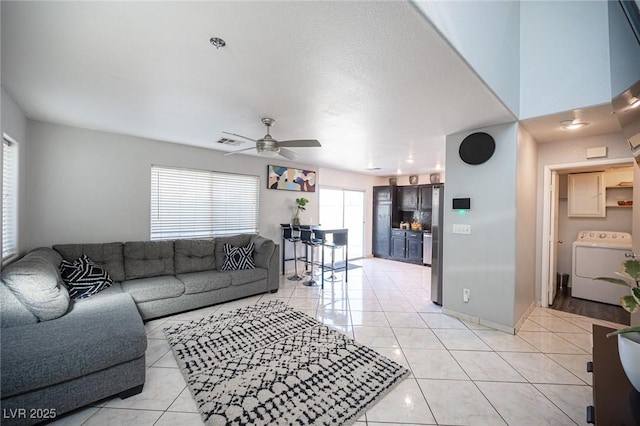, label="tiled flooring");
[50,257,627,426]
